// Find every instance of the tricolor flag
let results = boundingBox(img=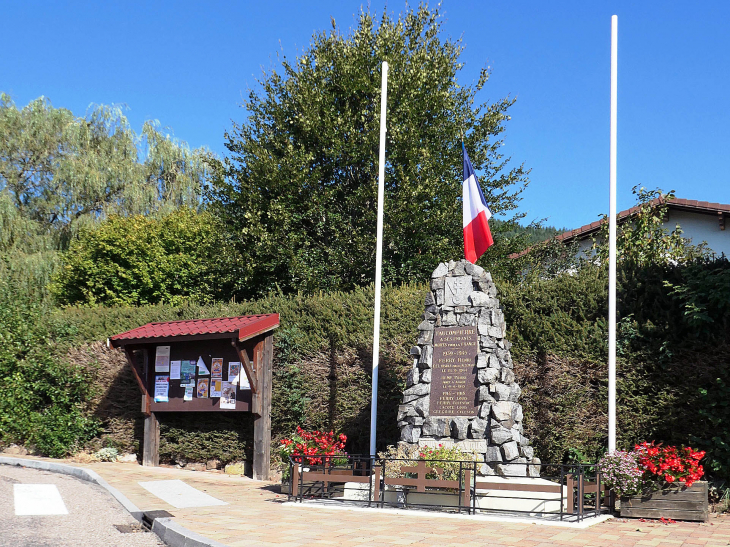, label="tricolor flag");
[462,144,494,263]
